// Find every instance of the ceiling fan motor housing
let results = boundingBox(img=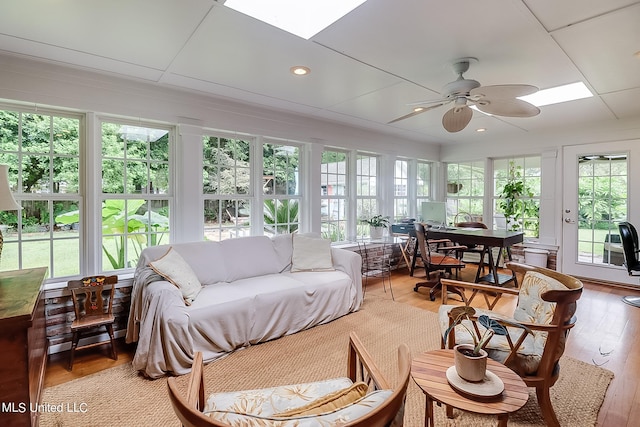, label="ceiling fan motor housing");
[442,78,481,97]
